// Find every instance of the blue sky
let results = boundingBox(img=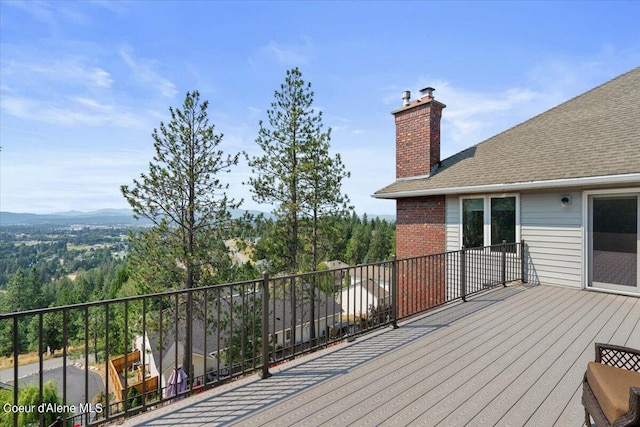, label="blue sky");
[1,1,639,216]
